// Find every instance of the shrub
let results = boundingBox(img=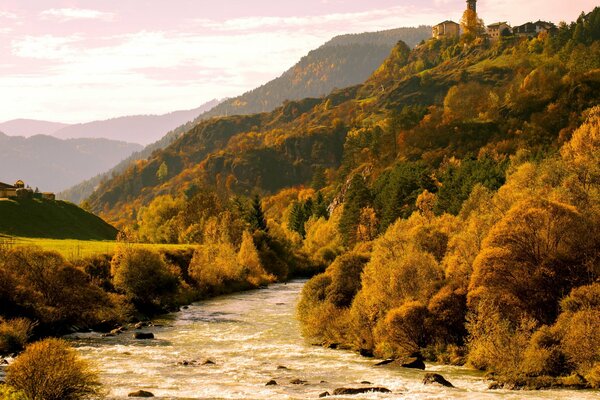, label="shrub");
[427,286,468,345]
[376,301,431,358]
[111,247,181,311]
[0,318,35,355]
[1,247,118,330]
[189,242,241,292]
[6,338,100,400]
[325,253,369,308]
